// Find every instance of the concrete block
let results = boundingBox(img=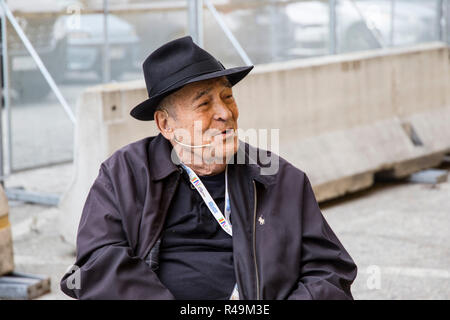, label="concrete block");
[0,272,51,300]
[59,43,450,245]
